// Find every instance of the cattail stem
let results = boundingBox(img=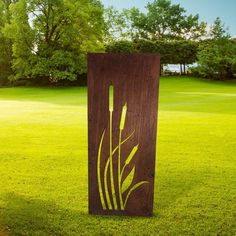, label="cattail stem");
[97,130,107,210]
[118,129,124,210]
[109,111,117,210]
[108,85,117,210]
[104,147,112,209]
[104,167,112,209]
[117,103,127,210]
